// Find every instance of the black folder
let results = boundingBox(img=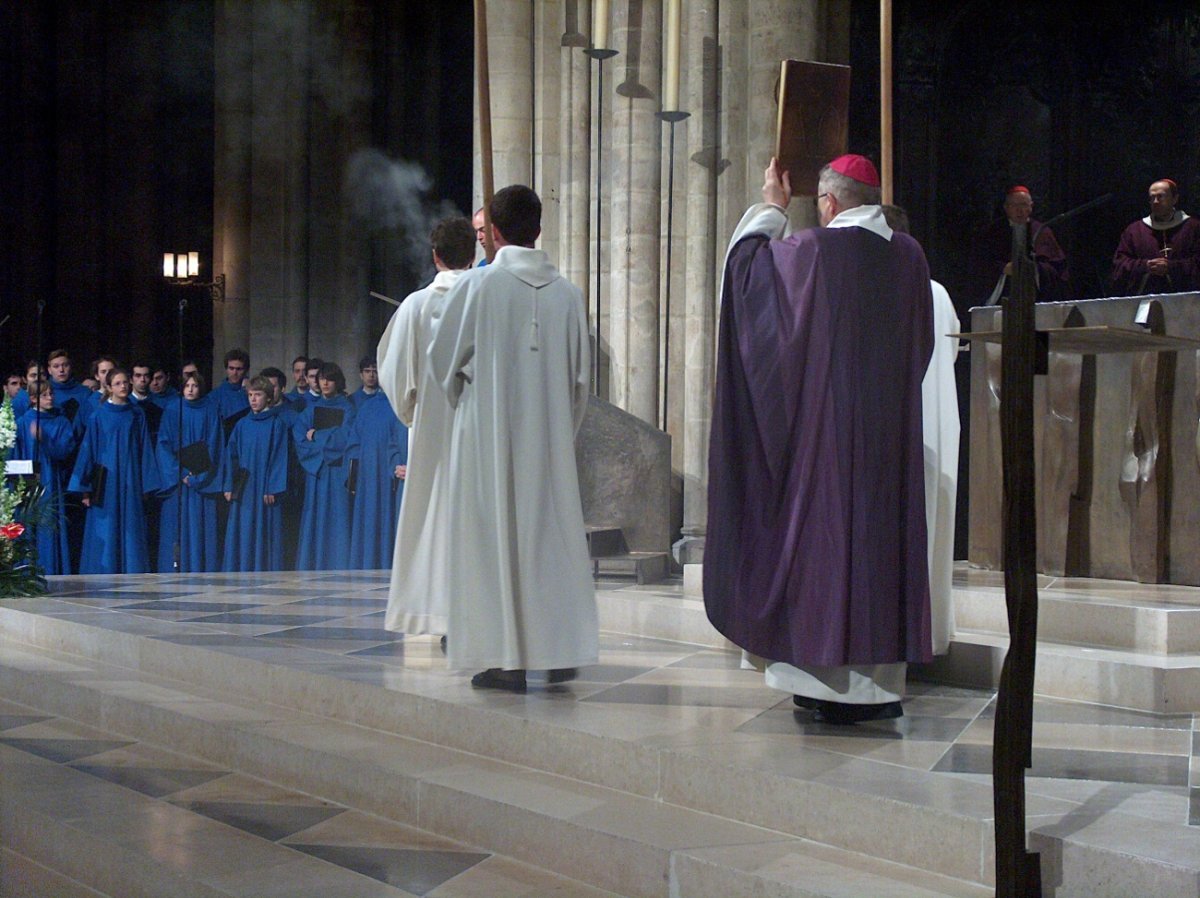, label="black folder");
[177,440,214,476]
[60,398,80,422]
[229,467,250,502]
[90,464,108,508]
[312,406,344,431]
